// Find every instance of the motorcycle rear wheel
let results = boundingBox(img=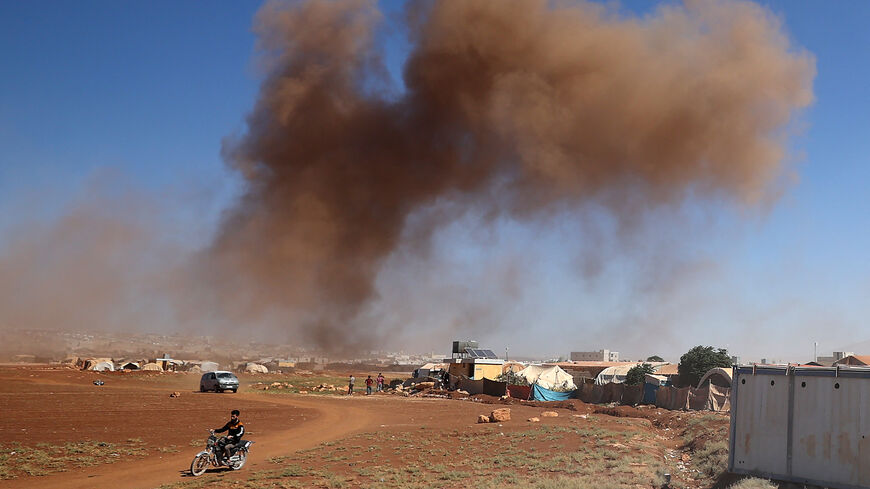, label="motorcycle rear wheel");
[190,453,210,476]
[230,451,247,470]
